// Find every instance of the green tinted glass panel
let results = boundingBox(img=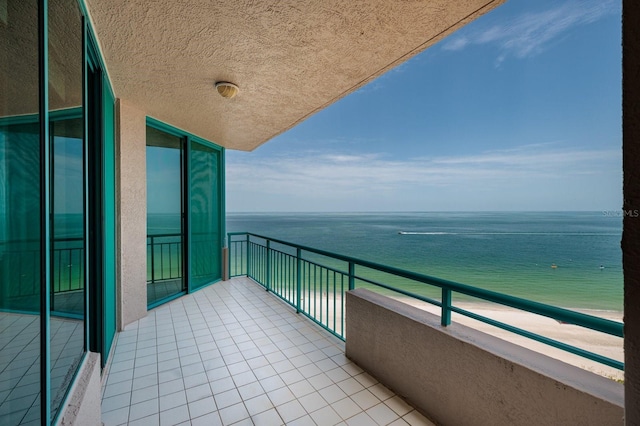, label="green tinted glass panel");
[190,141,221,290]
[49,0,85,420]
[146,126,184,306]
[0,124,42,425]
[102,80,116,363]
[0,124,41,311]
[51,118,84,316]
[0,1,42,424]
